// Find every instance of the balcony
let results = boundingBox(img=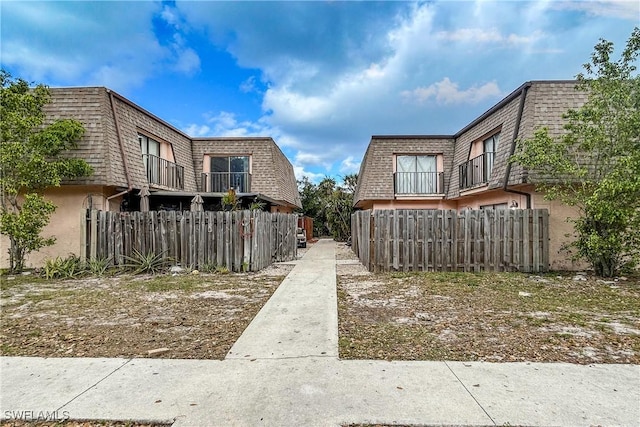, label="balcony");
[143,154,184,190]
[459,152,495,190]
[394,172,444,195]
[201,172,251,193]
